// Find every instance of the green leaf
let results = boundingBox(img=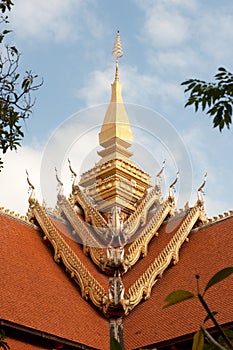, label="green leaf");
[192,329,204,350]
[204,267,233,295]
[10,46,18,54]
[201,98,207,111]
[181,79,195,86]
[203,311,218,324]
[2,29,11,35]
[194,100,199,112]
[187,82,197,90]
[163,290,195,309]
